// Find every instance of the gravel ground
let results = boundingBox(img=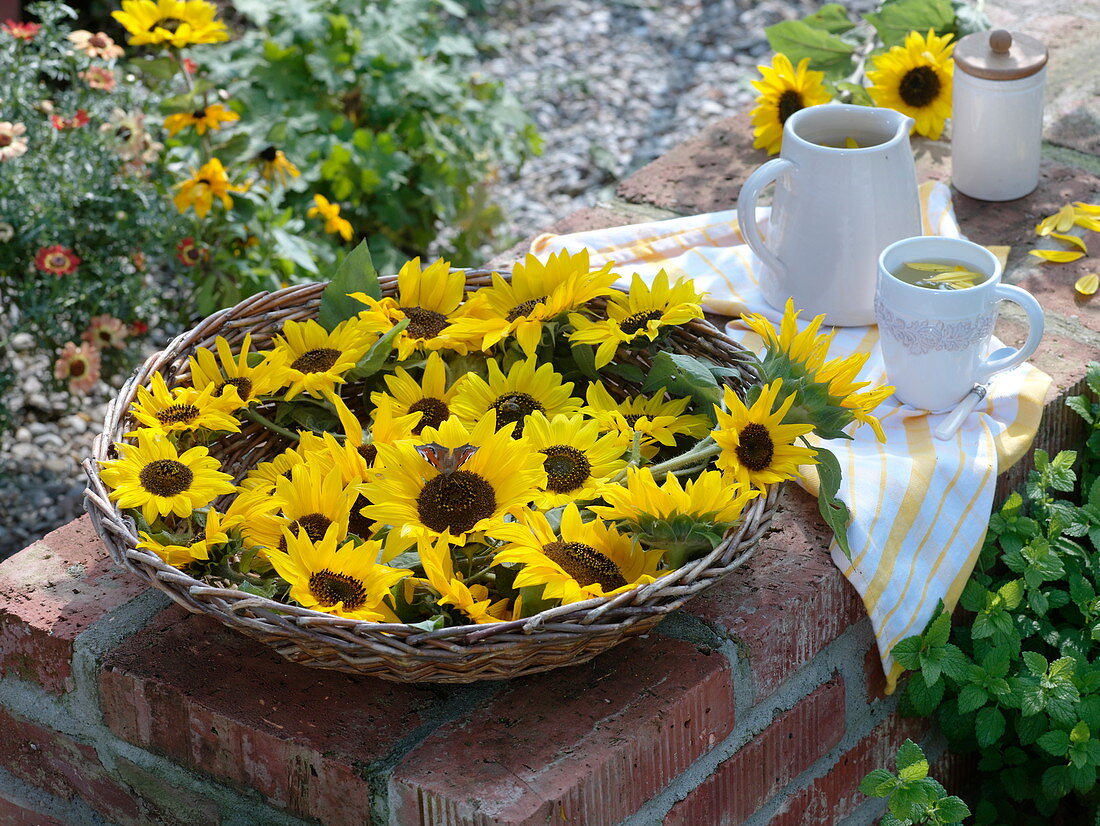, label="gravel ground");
[0,0,833,559]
